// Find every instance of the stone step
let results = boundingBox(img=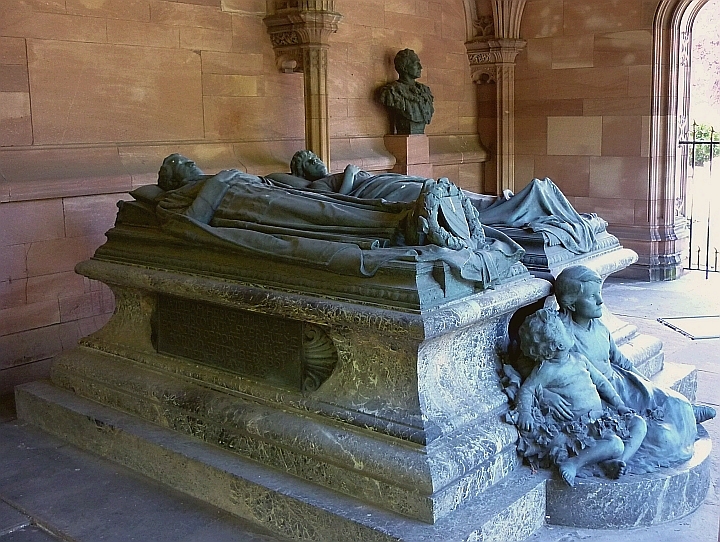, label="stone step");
[617,332,664,379]
[545,426,711,529]
[15,381,547,542]
[651,361,698,402]
[49,346,520,524]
